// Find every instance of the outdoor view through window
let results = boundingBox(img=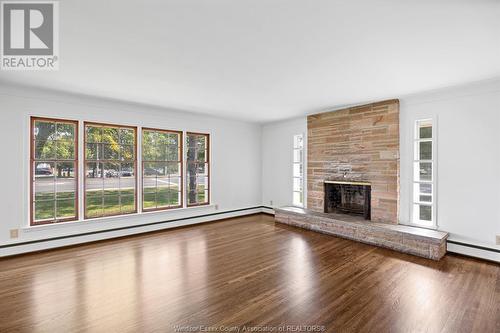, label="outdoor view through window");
[84,123,137,218]
[30,117,210,225]
[31,118,78,225]
[187,133,209,206]
[142,129,182,211]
